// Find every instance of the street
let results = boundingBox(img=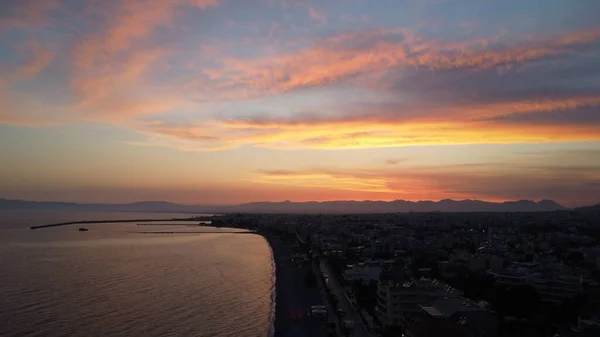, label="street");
[270,236,330,337]
[319,259,373,337]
